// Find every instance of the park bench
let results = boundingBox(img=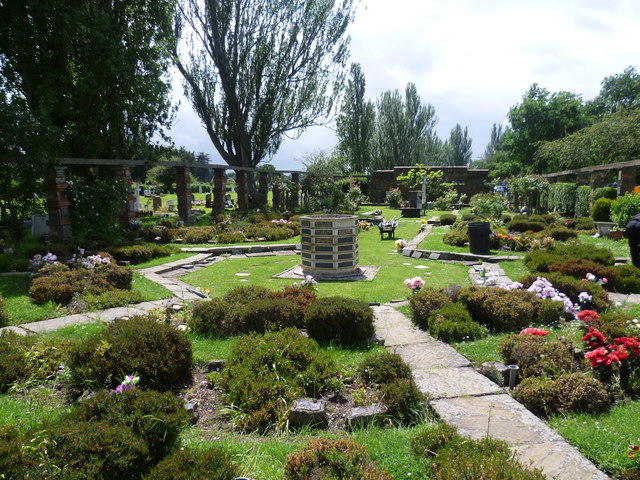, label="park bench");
[378,218,399,240]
